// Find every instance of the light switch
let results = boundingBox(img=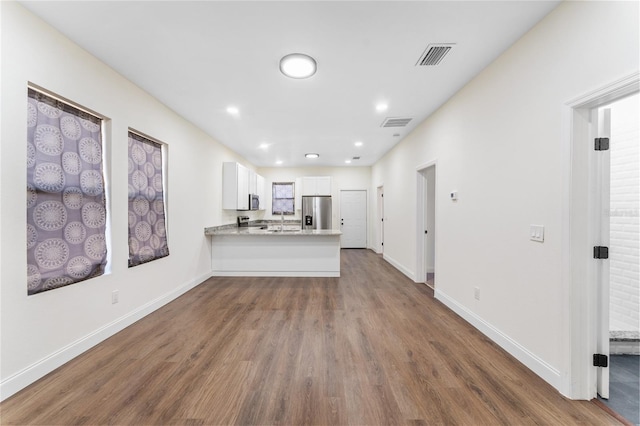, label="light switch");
[530,225,544,242]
